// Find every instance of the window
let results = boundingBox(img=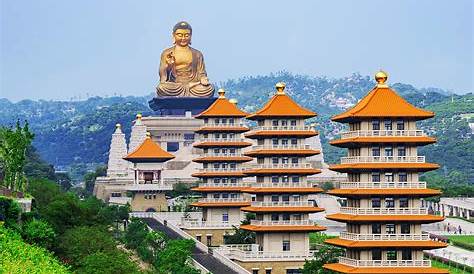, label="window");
[386,224,396,234]
[402,249,412,260]
[213,163,220,169]
[291,157,299,164]
[286,270,302,274]
[214,133,220,139]
[229,163,236,169]
[397,147,406,157]
[111,192,122,197]
[272,157,279,164]
[272,120,279,126]
[292,176,300,183]
[372,173,381,182]
[401,223,410,234]
[399,197,409,208]
[230,178,237,184]
[282,176,289,183]
[214,148,220,154]
[290,120,297,126]
[372,147,381,157]
[184,133,195,140]
[372,198,381,208]
[229,118,235,125]
[271,195,279,202]
[372,249,382,260]
[272,176,279,183]
[222,193,229,199]
[282,213,290,221]
[222,118,227,124]
[386,250,397,260]
[282,194,290,202]
[385,197,395,208]
[229,148,236,154]
[266,270,272,274]
[397,119,405,130]
[282,157,289,164]
[372,223,381,234]
[166,142,179,152]
[384,119,392,130]
[272,139,279,146]
[196,235,202,242]
[372,120,380,130]
[257,177,264,183]
[252,270,259,274]
[281,120,288,126]
[206,235,212,246]
[213,193,220,199]
[203,118,208,124]
[291,138,297,145]
[282,240,290,251]
[222,213,229,222]
[215,118,220,124]
[281,139,289,145]
[271,214,279,221]
[221,133,227,139]
[385,173,394,182]
[399,173,408,182]
[230,193,238,198]
[384,147,393,157]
